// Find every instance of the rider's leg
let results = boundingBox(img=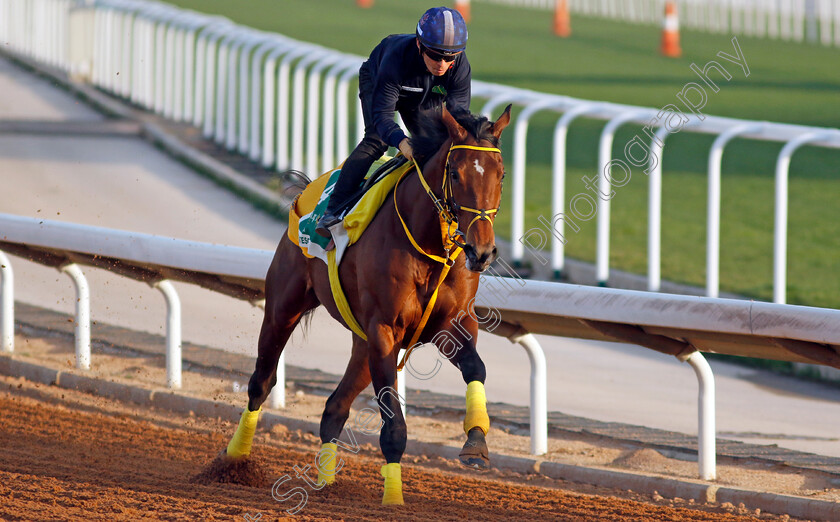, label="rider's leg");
[316,69,387,237]
[323,136,388,216]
